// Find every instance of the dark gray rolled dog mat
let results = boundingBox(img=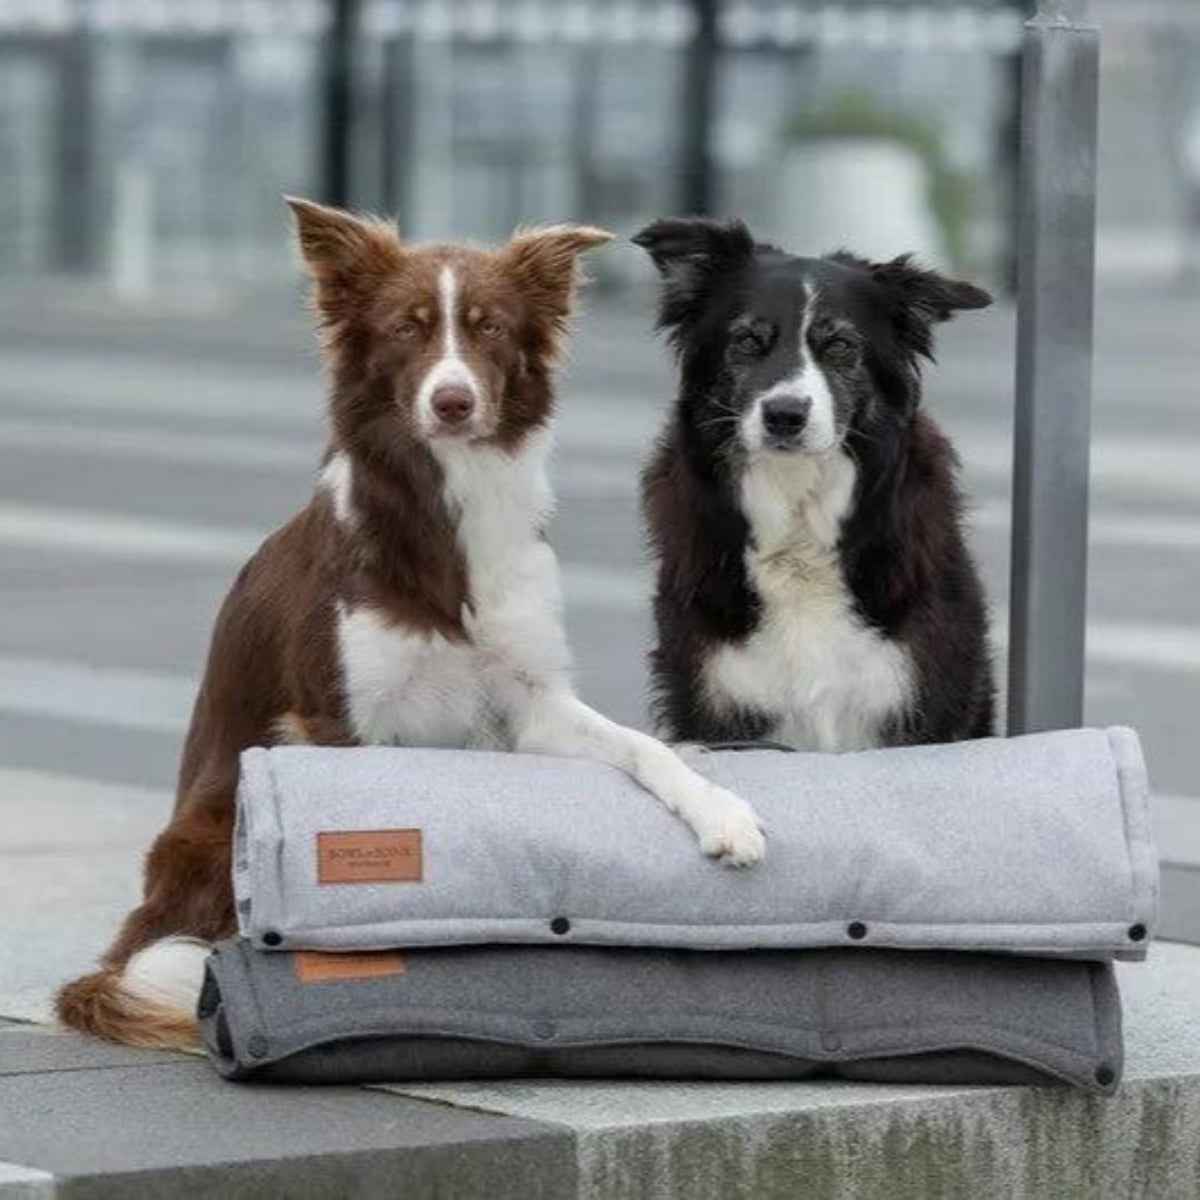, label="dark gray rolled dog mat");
[234,727,1157,960]
[199,940,1123,1094]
